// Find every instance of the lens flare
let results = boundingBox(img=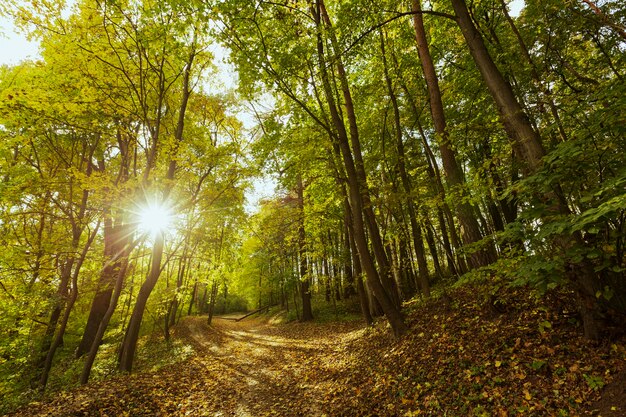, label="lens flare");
[137,202,172,237]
